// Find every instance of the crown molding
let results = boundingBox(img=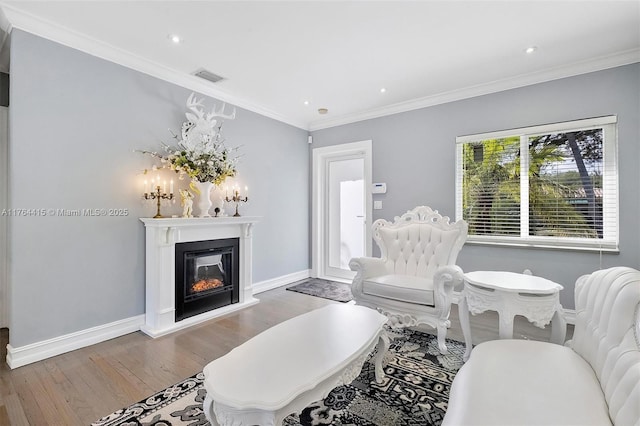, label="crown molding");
[309,48,640,131]
[0,3,308,130]
[2,3,638,133]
